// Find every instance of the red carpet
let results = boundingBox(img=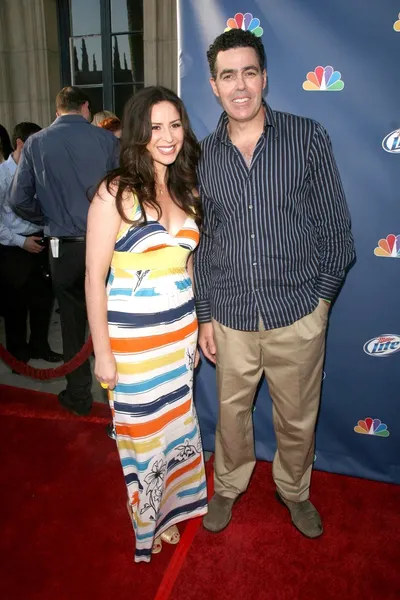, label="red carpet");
[0,385,186,600]
[170,462,400,600]
[1,384,399,600]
